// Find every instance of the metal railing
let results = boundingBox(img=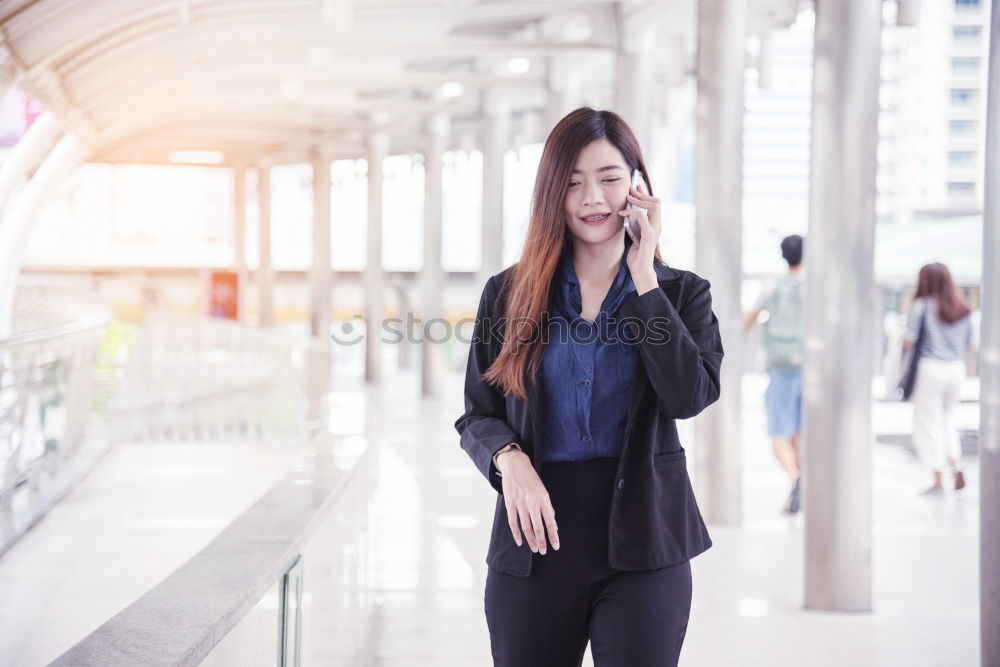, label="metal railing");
[106,312,308,445]
[0,307,119,556]
[1,299,322,556]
